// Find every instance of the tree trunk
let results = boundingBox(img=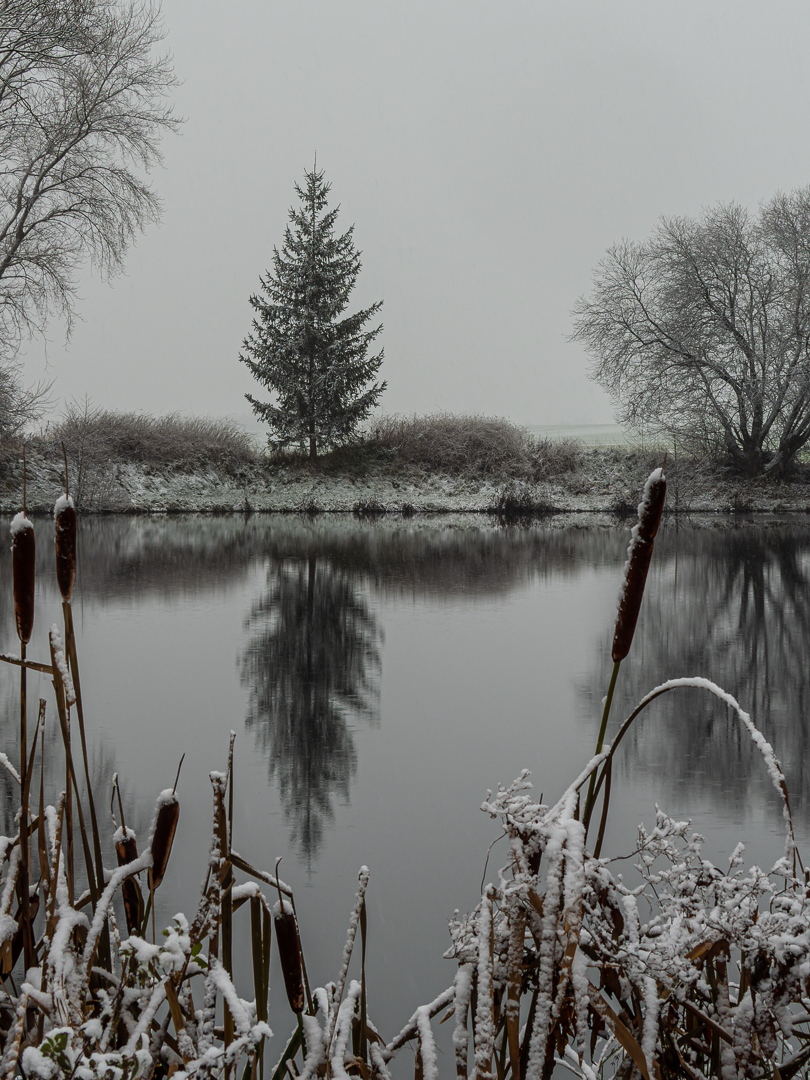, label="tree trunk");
[309,435,317,460]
